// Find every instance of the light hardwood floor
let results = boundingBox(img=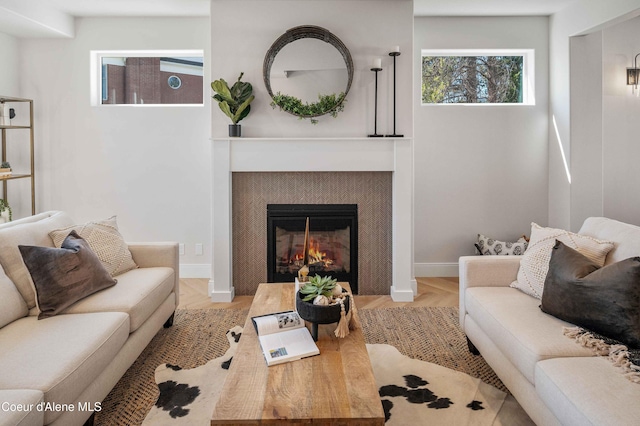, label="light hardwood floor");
[177,277,459,310]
